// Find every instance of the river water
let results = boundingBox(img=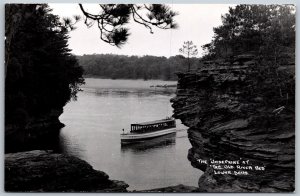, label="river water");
[58,78,202,191]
